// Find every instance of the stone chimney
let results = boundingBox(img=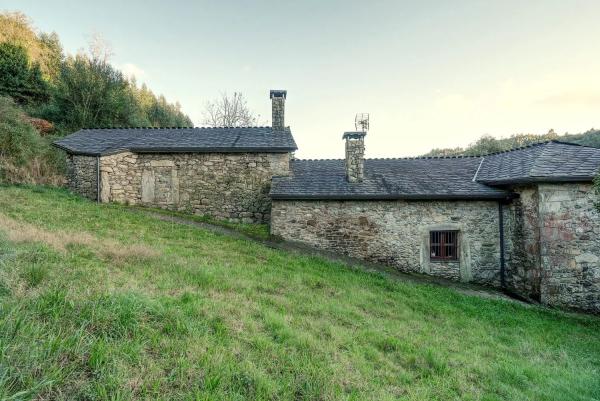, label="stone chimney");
[270,90,286,130]
[343,131,366,183]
